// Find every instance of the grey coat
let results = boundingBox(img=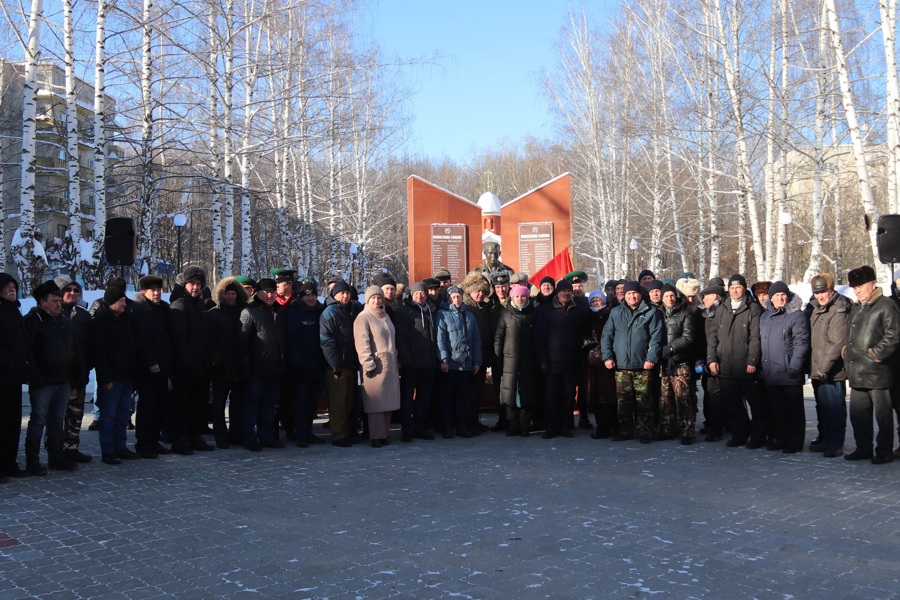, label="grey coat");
[808,291,851,382]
